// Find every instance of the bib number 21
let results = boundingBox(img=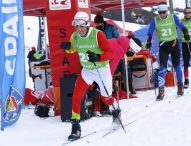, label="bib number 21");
[161,28,172,36]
